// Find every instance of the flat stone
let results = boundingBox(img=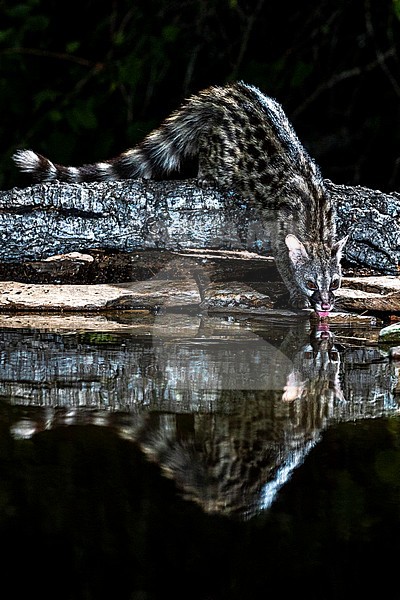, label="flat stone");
[201,281,276,313]
[342,276,400,293]
[0,279,201,311]
[0,276,396,317]
[389,346,400,359]
[336,276,400,312]
[379,322,400,343]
